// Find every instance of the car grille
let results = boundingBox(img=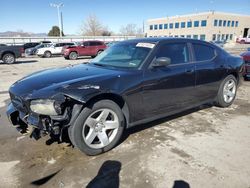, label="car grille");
[10,92,28,113]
